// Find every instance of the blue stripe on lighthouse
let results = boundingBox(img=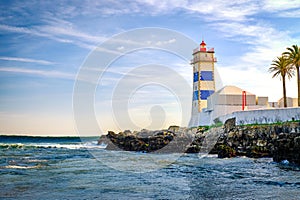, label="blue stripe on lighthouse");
[193,72,199,82]
[200,71,213,81]
[193,91,199,100]
[200,90,214,100]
